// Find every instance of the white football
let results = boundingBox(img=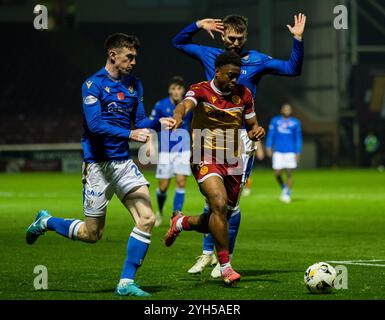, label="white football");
[304,262,336,294]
